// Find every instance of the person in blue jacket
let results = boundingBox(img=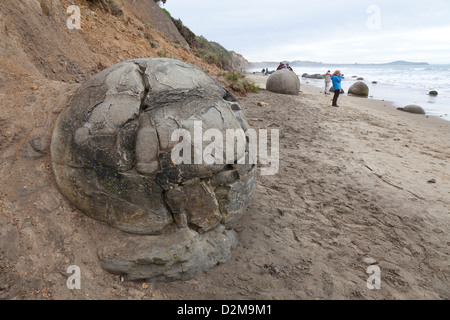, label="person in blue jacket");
[331,70,343,107]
